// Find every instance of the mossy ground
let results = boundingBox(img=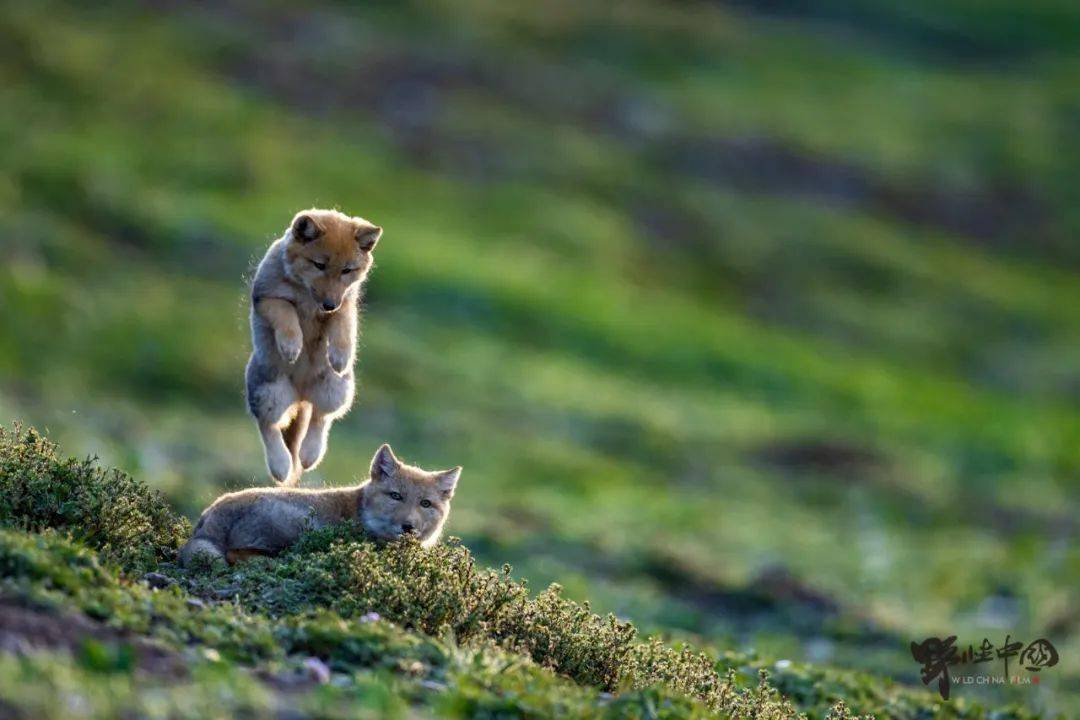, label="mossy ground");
[0,426,1037,718]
